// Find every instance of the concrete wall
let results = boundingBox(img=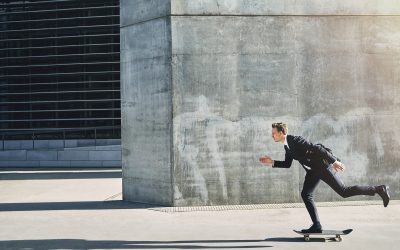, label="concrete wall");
[121,0,400,206]
[120,0,173,205]
[0,139,121,168]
